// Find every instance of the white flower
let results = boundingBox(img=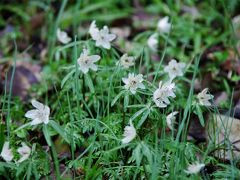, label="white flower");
[17,143,31,163]
[122,73,145,94]
[122,122,137,144]
[57,28,71,44]
[153,81,176,108]
[0,142,13,162]
[25,100,50,125]
[197,88,213,106]
[166,111,178,130]
[157,16,171,33]
[89,21,116,49]
[185,162,205,174]
[116,54,135,69]
[164,59,186,80]
[147,33,158,51]
[77,48,101,74]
